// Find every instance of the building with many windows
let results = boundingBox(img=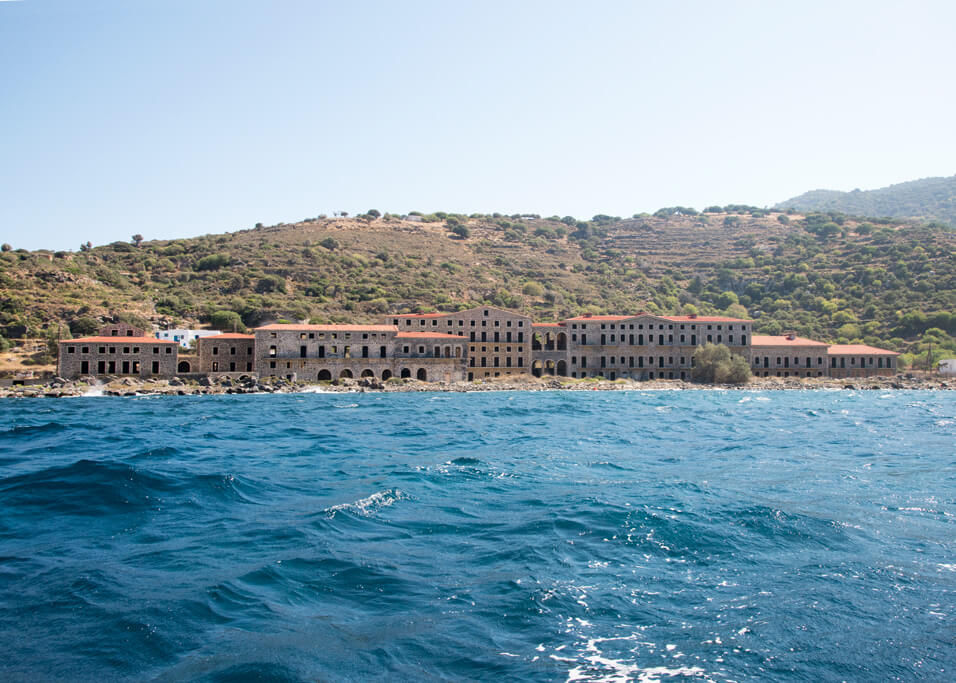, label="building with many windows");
[254,324,467,382]
[386,306,532,380]
[56,311,902,382]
